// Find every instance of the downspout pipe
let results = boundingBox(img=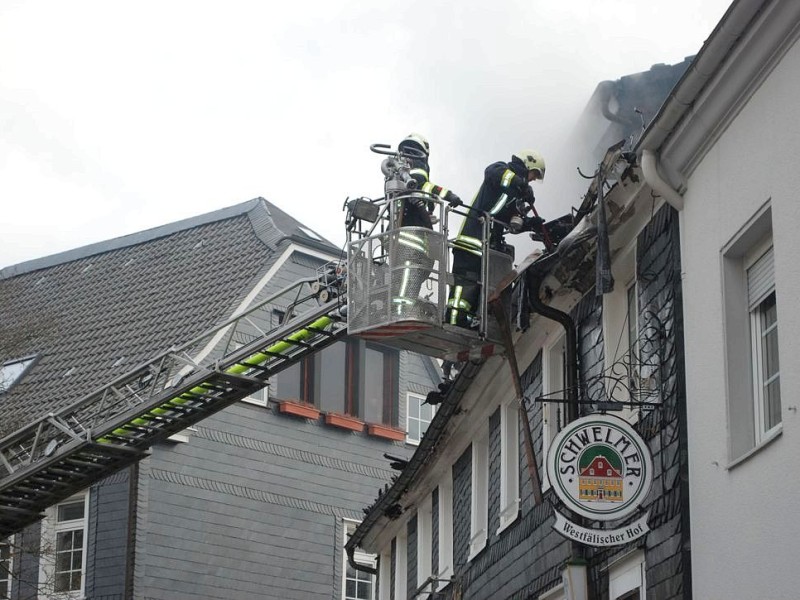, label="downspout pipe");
[640,149,684,212]
[526,254,583,563]
[347,545,377,576]
[526,254,578,420]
